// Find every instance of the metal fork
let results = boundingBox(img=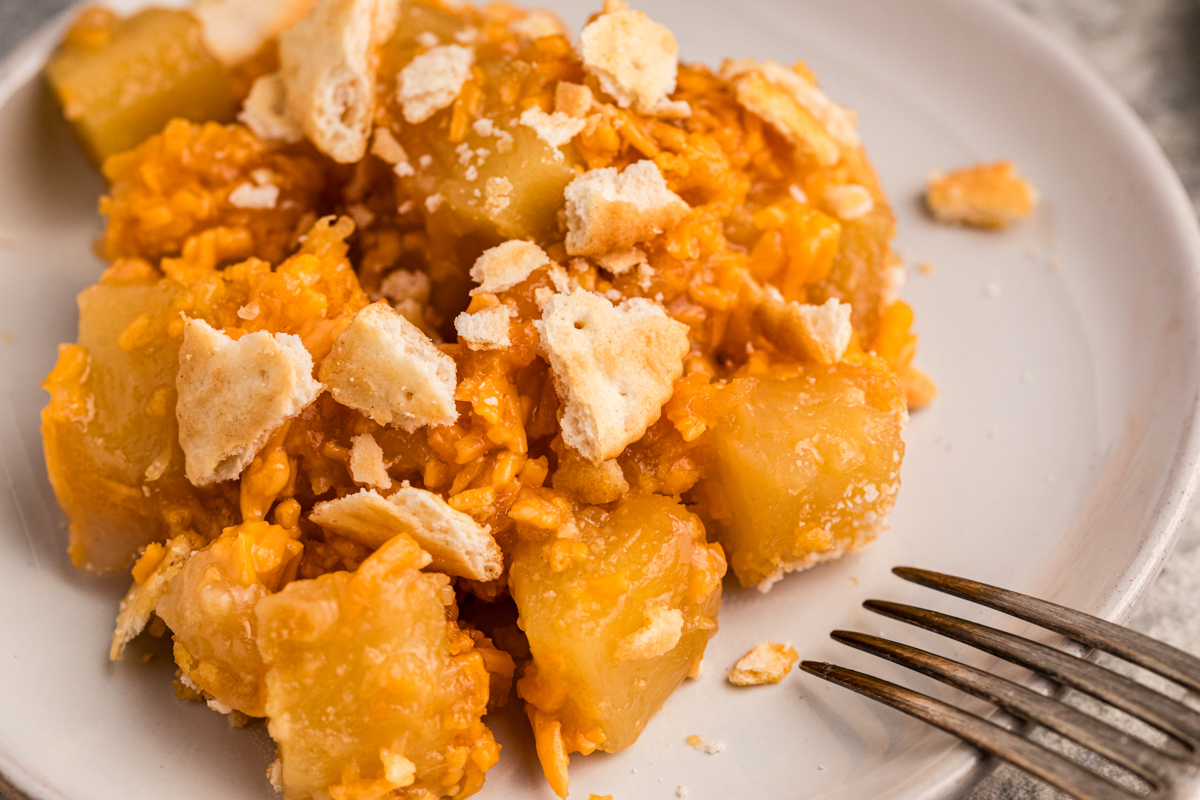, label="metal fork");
[799,567,1200,800]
